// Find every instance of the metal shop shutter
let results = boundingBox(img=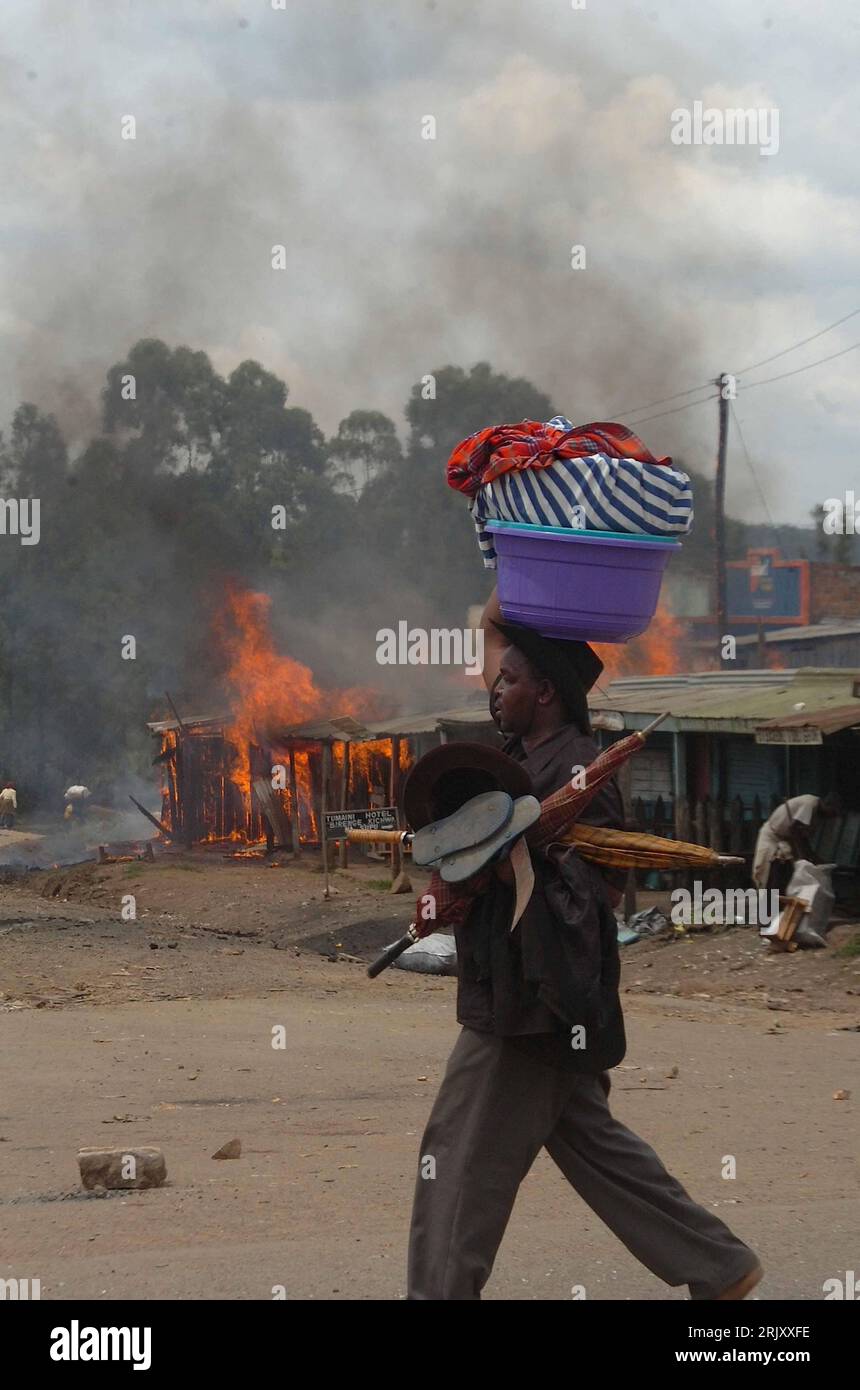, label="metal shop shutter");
[630,746,673,802]
[726,739,783,807]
